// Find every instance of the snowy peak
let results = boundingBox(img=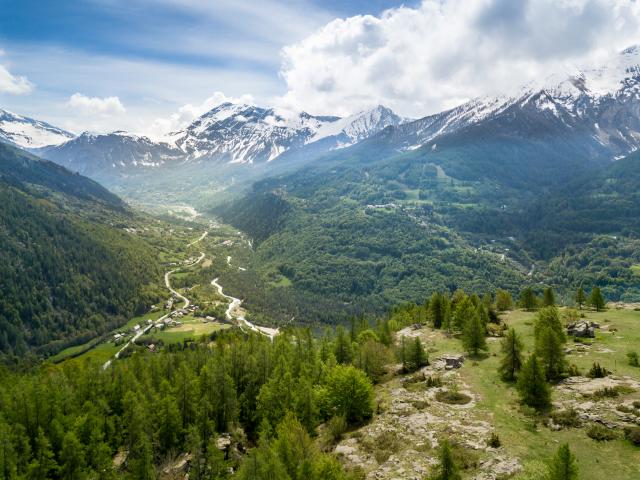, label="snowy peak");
[0,109,74,149]
[172,102,403,164]
[311,105,407,147]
